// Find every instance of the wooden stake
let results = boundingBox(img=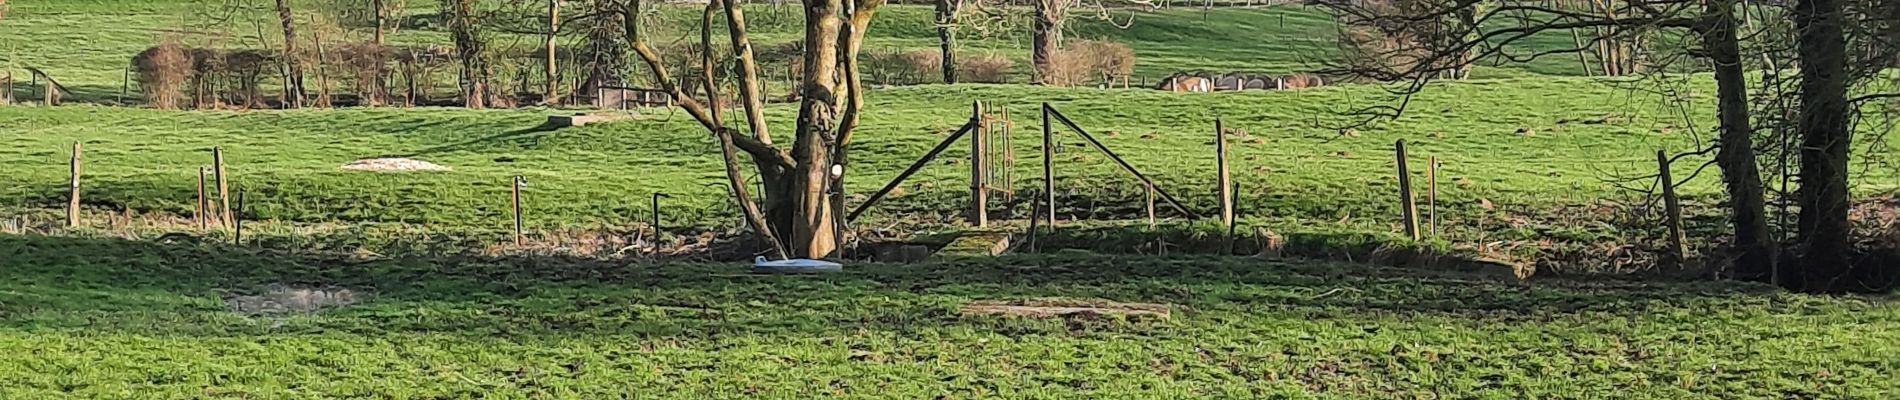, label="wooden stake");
[67,142,81,227]
[512,176,526,246]
[1428,156,1439,237]
[233,188,246,245]
[651,192,668,233]
[1225,181,1239,256]
[213,147,232,228]
[1658,150,1688,266]
[1042,102,1056,225]
[1215,118,1233,227]
[1027,197,1043,253]
[971,101,988,227]
[1001,106,1013,204]
[1396,140,1420,241]
[1145,182,1156,226]
[197,167,209,231]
